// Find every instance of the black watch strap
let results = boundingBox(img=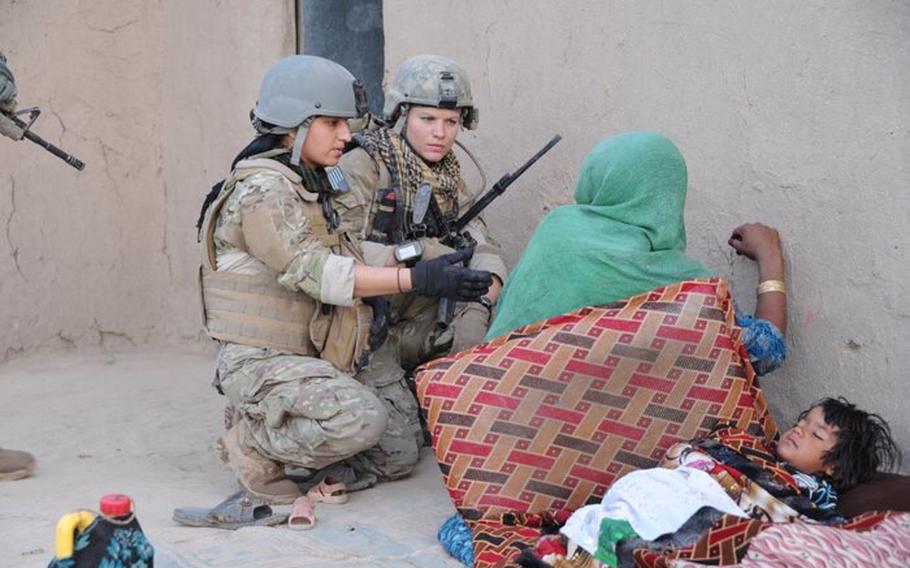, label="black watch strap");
[478,296,494,310]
